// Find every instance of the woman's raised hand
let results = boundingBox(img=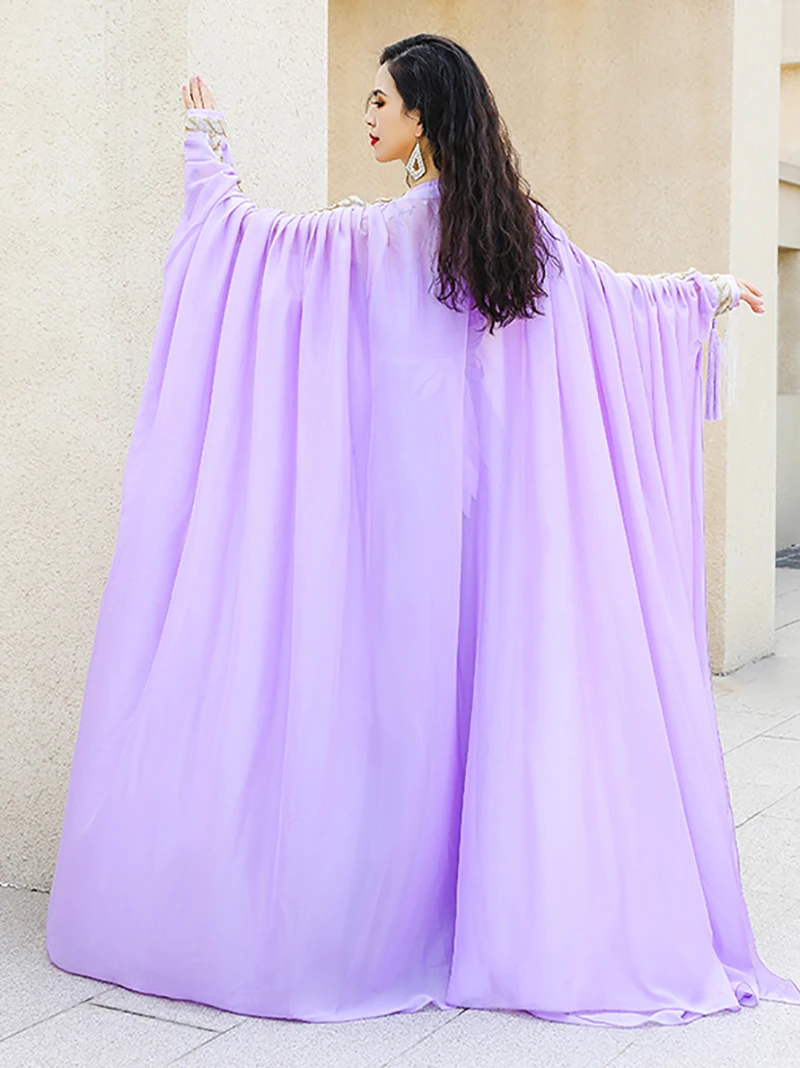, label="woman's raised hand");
[181,75,218,112]
[736,278,765,314]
